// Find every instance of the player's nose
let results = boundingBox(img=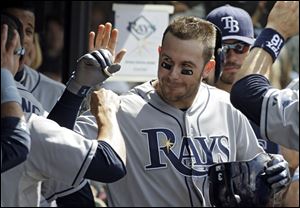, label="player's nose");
[168,66,181,80]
